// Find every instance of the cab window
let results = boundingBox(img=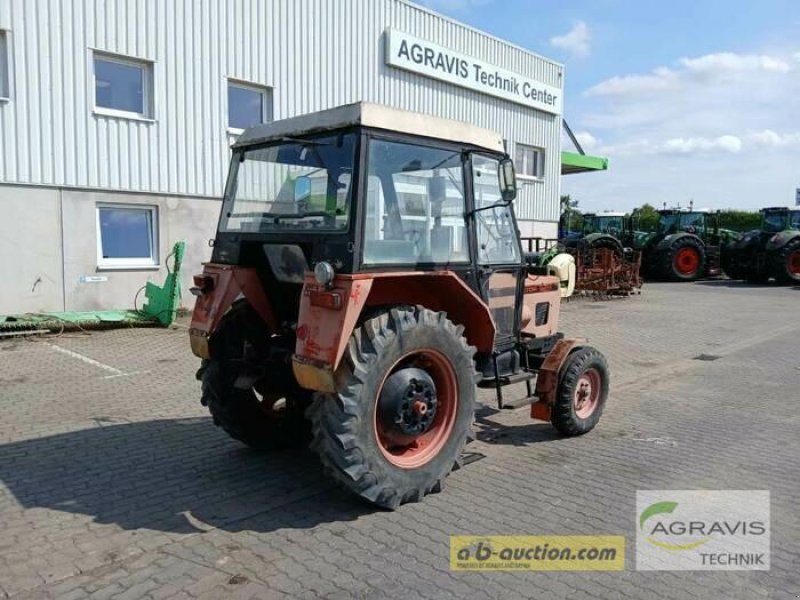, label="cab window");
[473,155,520,264]
[363,139,468,265]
